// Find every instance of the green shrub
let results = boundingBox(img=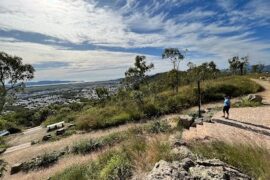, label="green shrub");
[21,152,62,172]
[143,103,159,117]
[146,121,171,134]
[191,141,270,179]
[52,151,131,180]
[0,160,7,177]
[234,97,262,107]
[0,137,7,149]
[72,139,102,155]
[100,154,132,180]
